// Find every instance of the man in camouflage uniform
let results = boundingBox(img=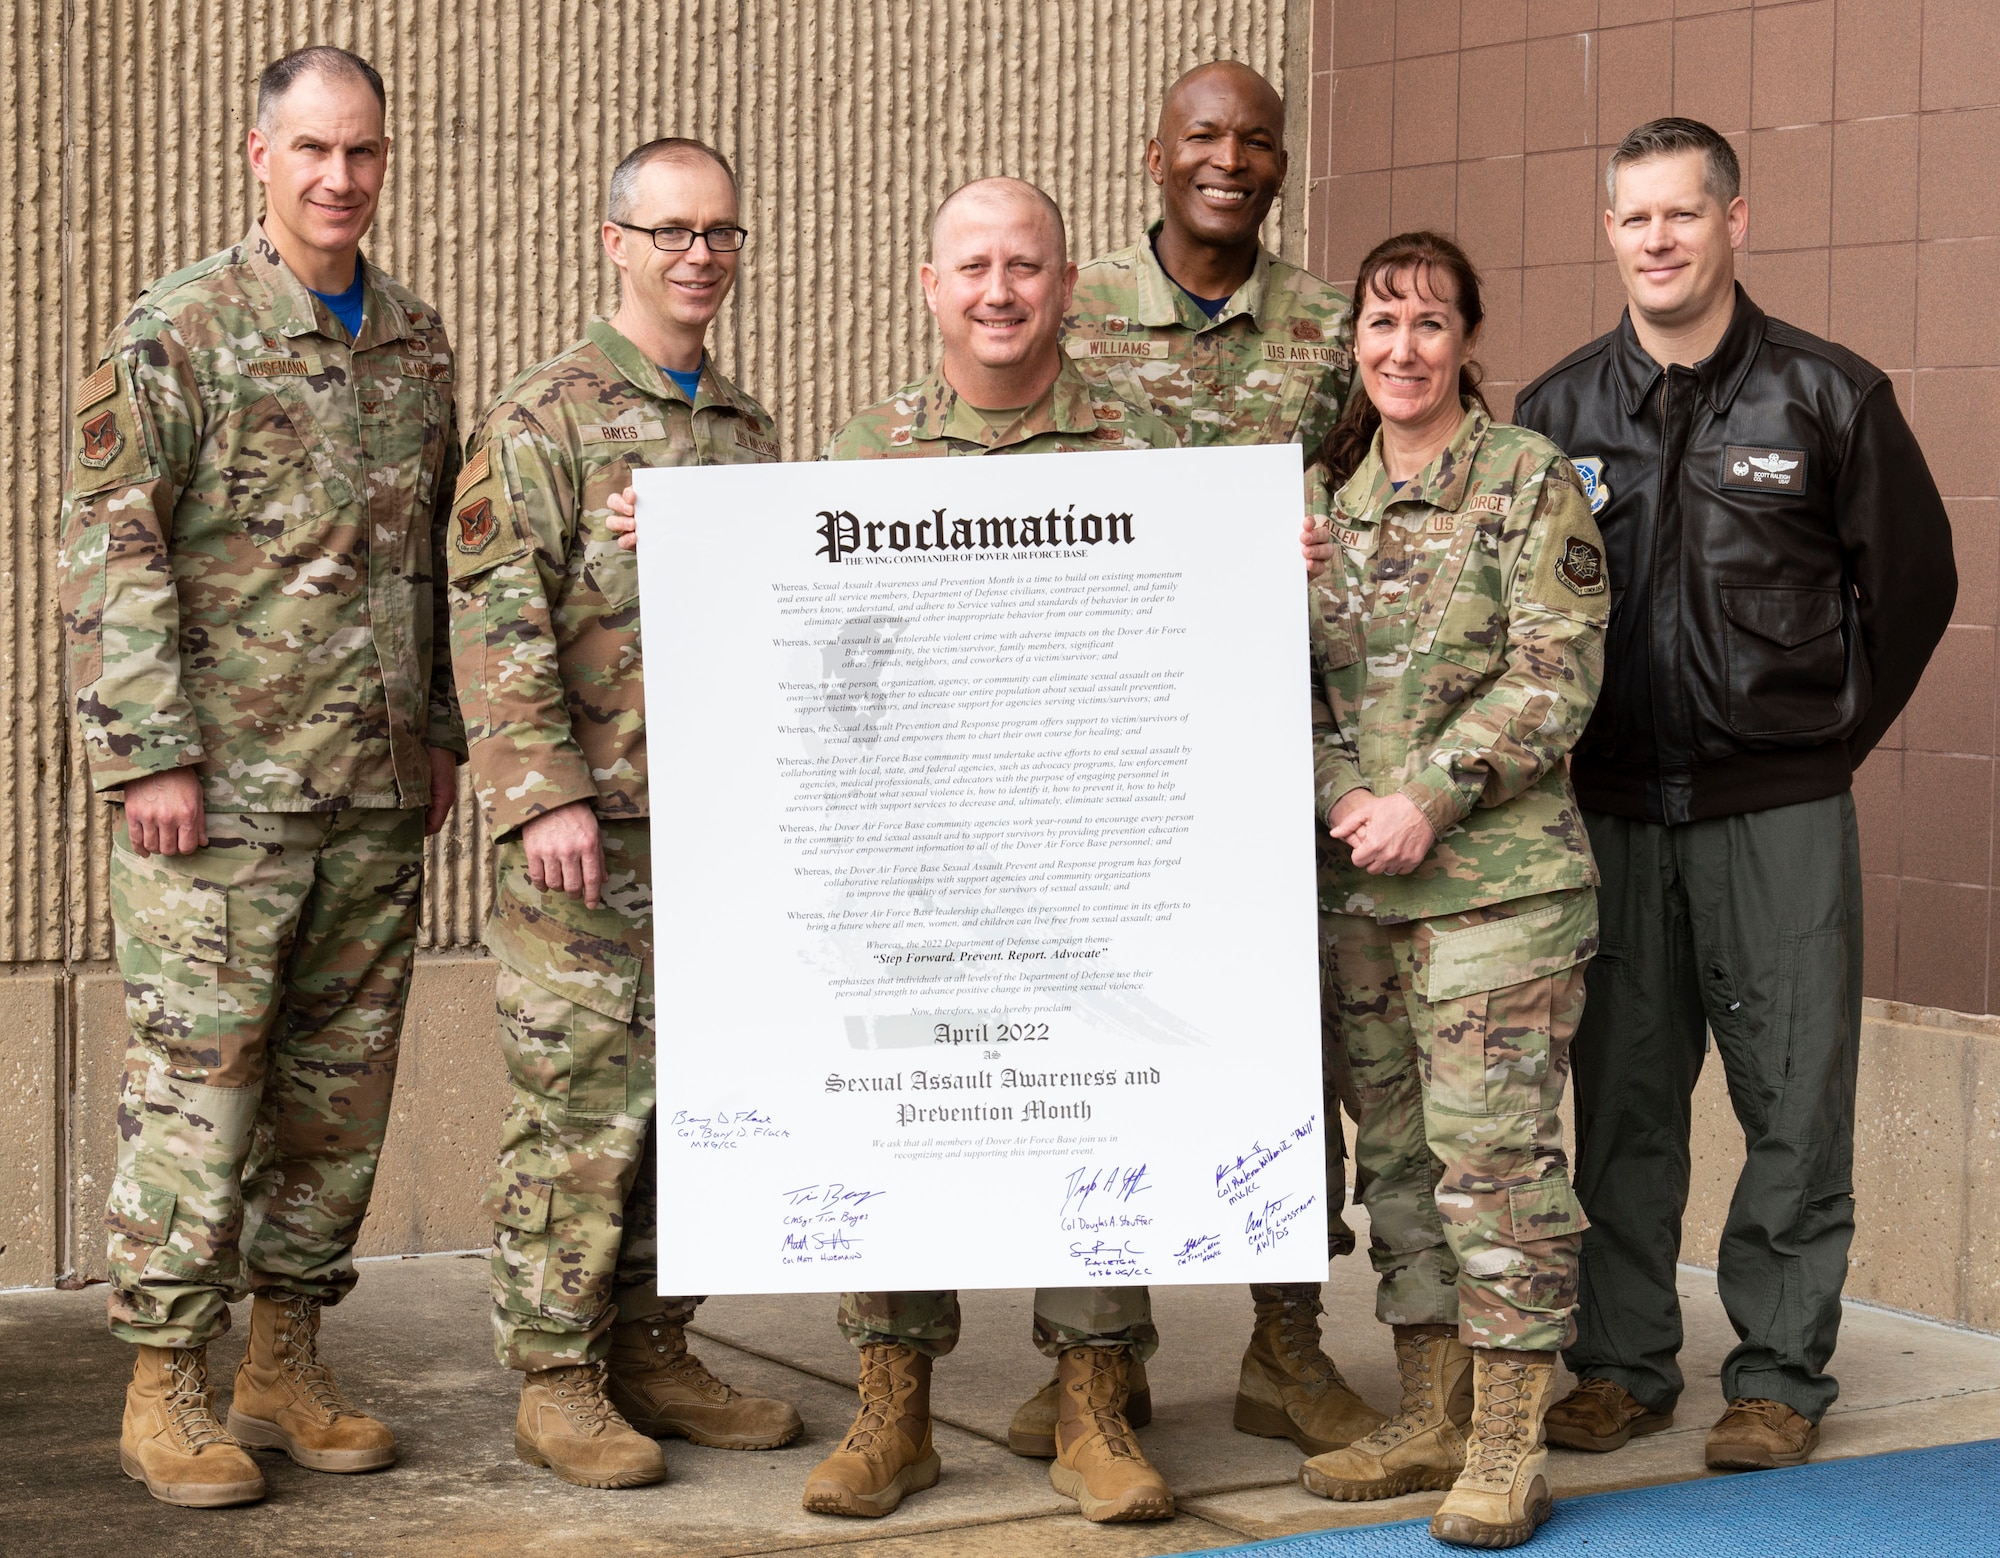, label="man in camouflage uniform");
[55,48,461,1508]
[1058,59,1377,1462]
[793,178,1179,1528]
[1297,386,1607,1547]
[448,137,801,1492]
